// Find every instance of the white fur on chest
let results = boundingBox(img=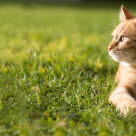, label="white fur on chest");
[120,62,130,66]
